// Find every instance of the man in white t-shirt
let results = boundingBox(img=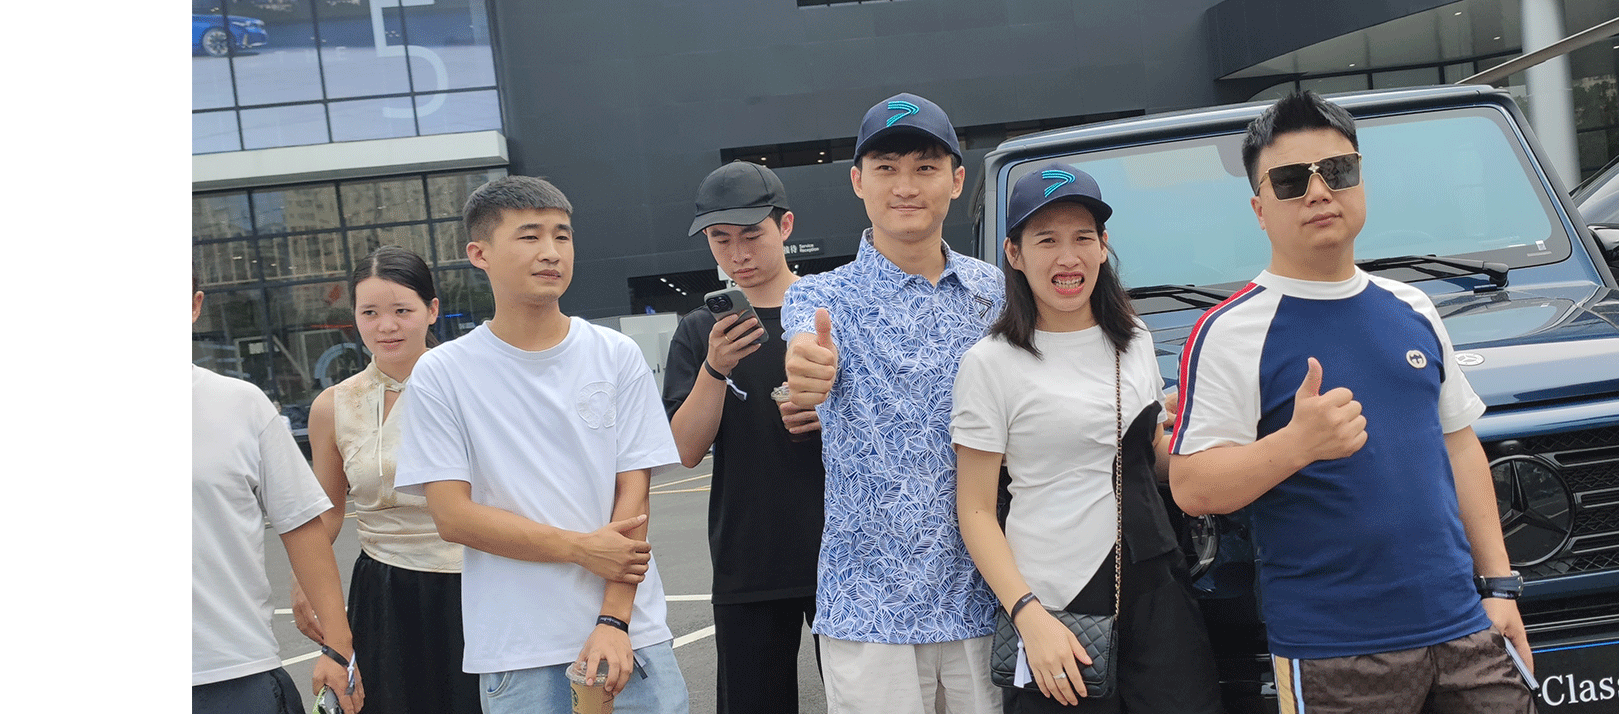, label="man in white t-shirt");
[192,285,364,714]
[394,176,689,714]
